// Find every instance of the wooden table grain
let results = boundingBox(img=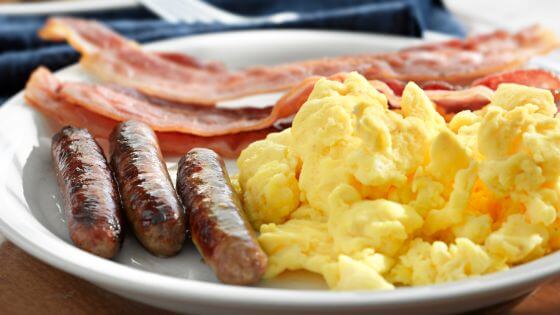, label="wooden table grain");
[1,241,559,315]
